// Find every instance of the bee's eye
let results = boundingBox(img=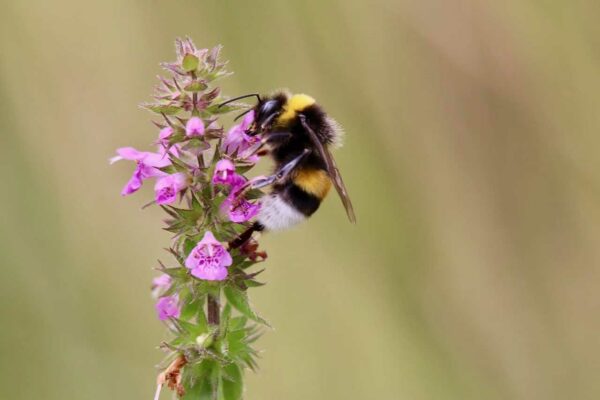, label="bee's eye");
[260,100,277,116]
